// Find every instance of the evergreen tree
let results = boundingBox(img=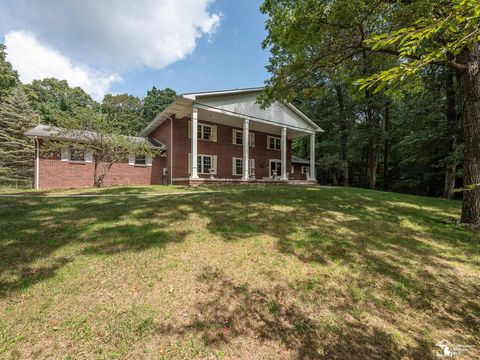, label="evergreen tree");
[0,88,37,184]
